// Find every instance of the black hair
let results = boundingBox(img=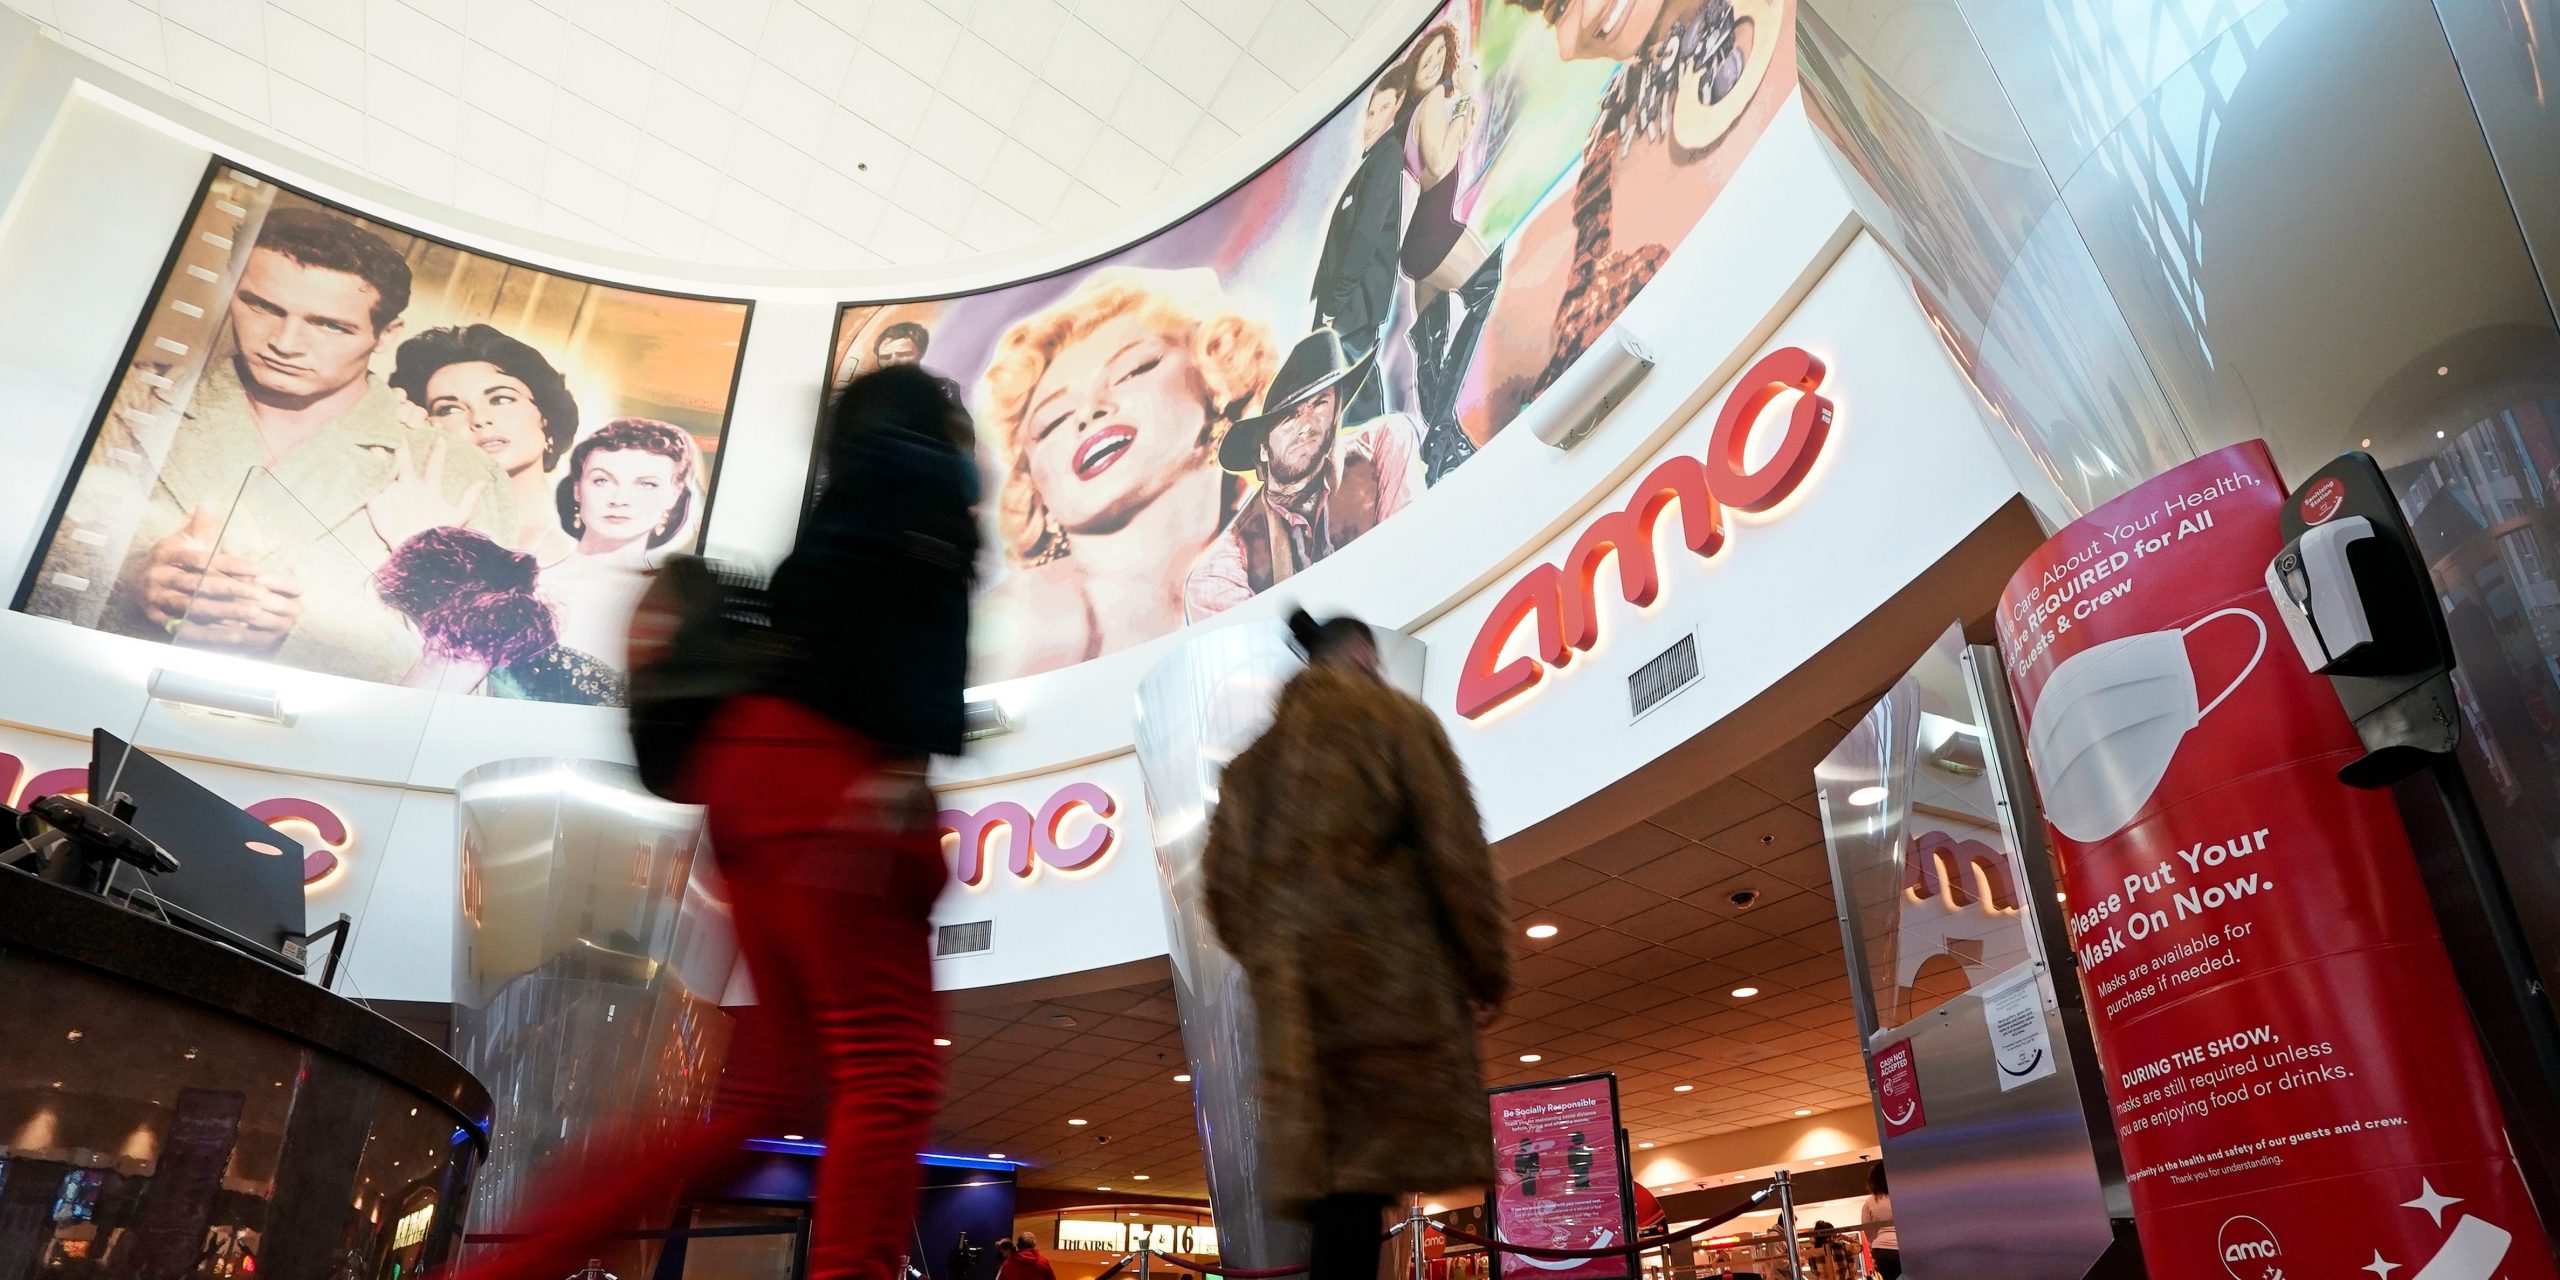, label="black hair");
[827,363,973,477]
[876,320,932,358]
[1287,608,1374,663]
[388,324,581,469]
[556,418,697,548]
[252,206,413,331]
[1868,1163,1888,1195]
